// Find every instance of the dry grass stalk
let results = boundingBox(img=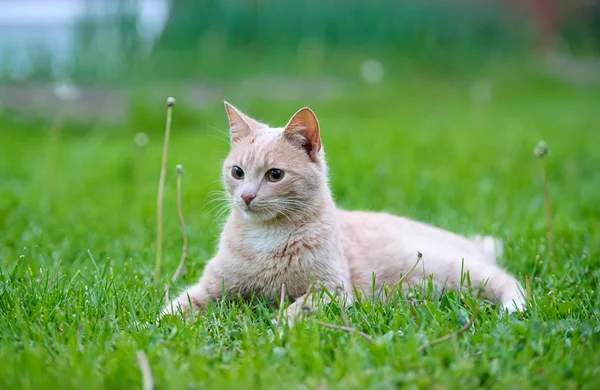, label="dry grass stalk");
[397,251,423,286]
[417,305,479,352]
[136,350,155,390]
[155,97,176,278]
[316,253,422,344]
[316,321,374,343]
[172,164,188,281]
[337,293,350,327]
[276,283,287,330]
[409,304,421,327]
